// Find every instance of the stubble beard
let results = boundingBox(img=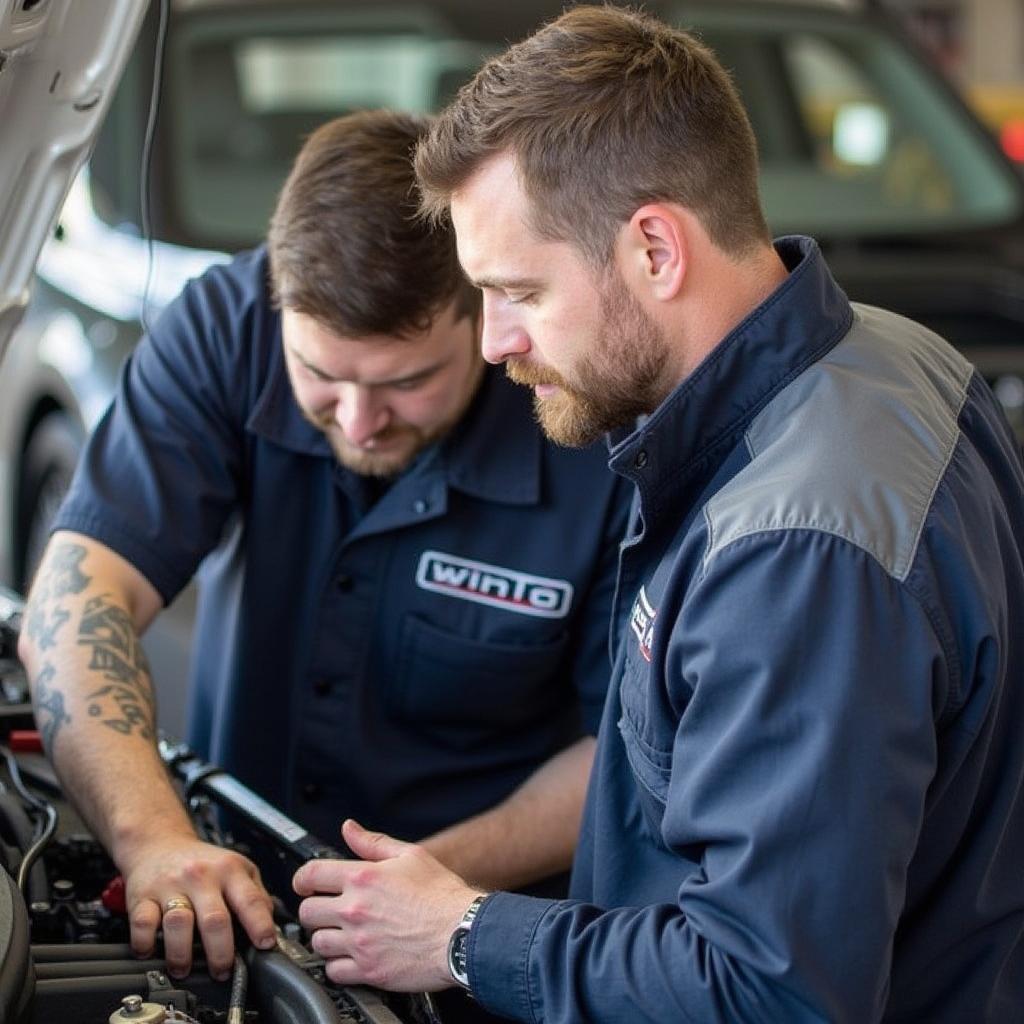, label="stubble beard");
[507,273,669,447]
[322,425,424,478]
[309,354,486,478]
